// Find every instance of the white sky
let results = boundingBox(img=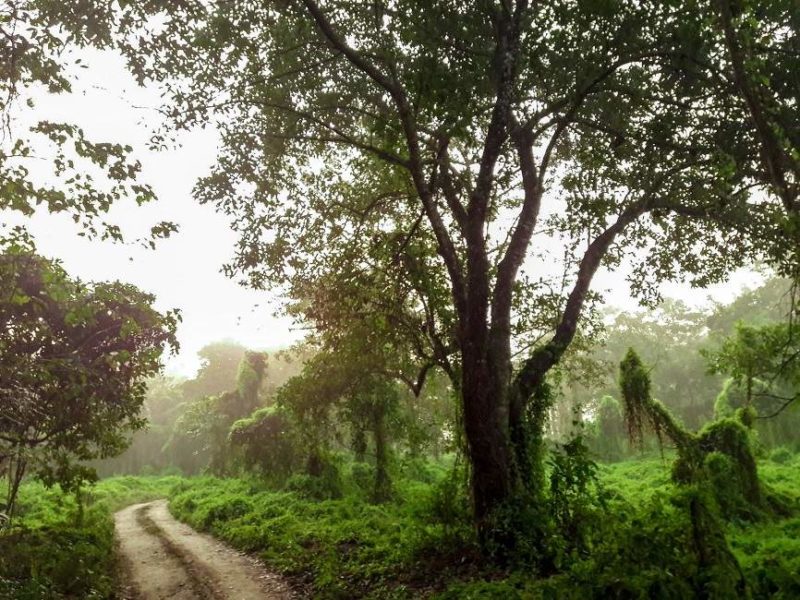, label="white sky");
[1,50,765,377]
[3,50,302,376]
